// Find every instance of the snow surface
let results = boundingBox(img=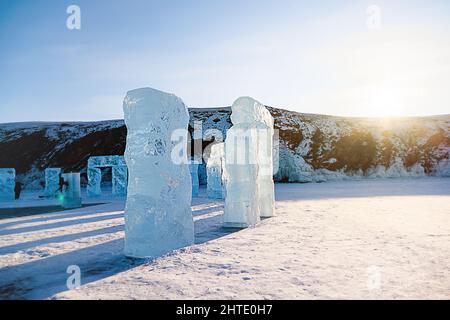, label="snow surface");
[0,178,449,299]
